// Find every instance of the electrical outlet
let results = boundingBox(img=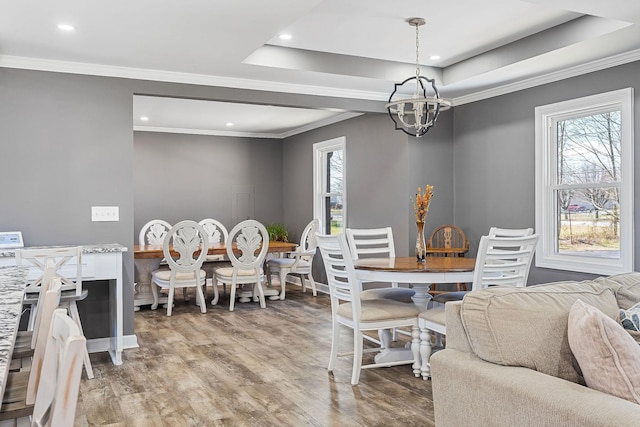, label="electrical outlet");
[91,206,120,222]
